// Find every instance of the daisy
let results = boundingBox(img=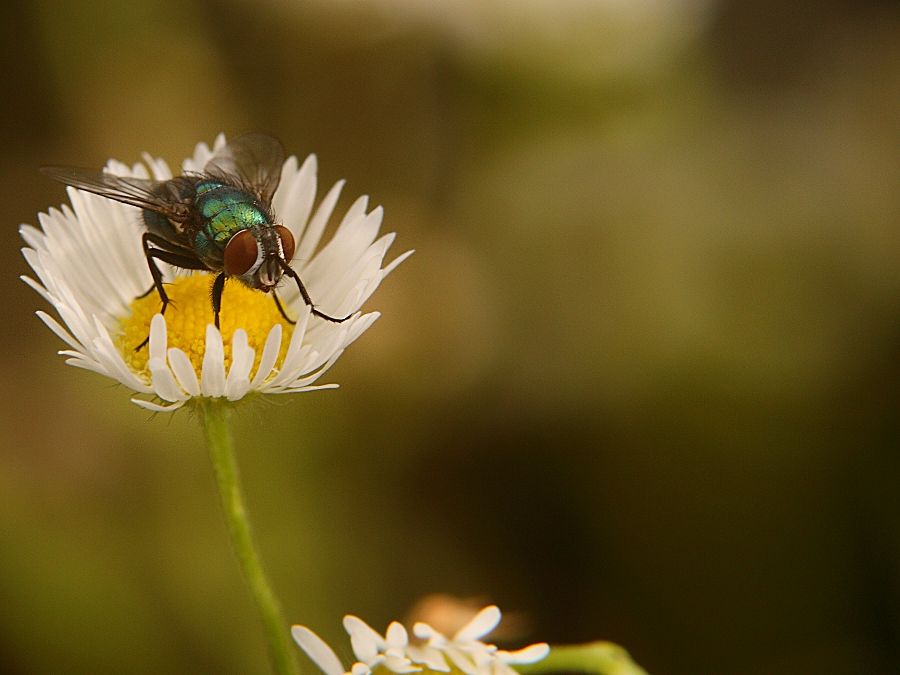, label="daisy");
[292,607,549,675]
[20,134,411,412]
